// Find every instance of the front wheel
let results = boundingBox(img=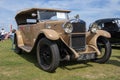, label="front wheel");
[37,38,60,72]
[94,37,111,63]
